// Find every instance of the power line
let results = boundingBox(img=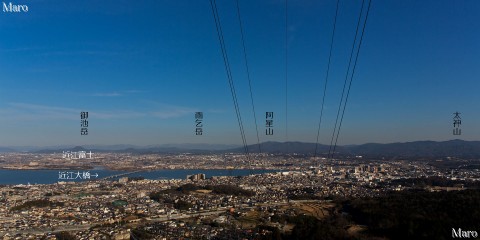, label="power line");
[209,0,250,161]
[285,0,289,154]
[313,0,341,160]
[234,0,261,154]
[327,0,366,160]
[331,0,372,158]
